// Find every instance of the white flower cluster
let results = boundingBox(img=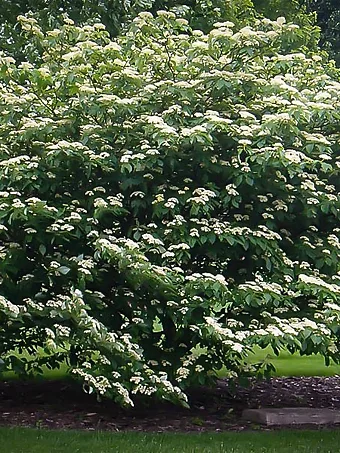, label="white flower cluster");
[0,296,21,318]
[299,274,340,294]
